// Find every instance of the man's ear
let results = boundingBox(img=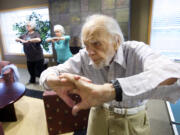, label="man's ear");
[113,34,121,51]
